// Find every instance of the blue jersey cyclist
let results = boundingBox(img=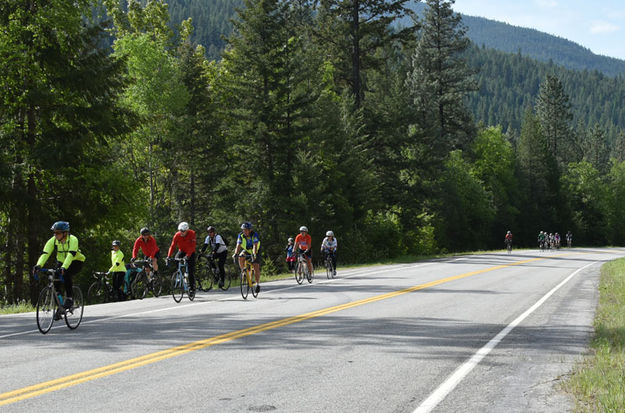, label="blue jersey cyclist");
[233,222,261,294]
[33,221,86,317]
